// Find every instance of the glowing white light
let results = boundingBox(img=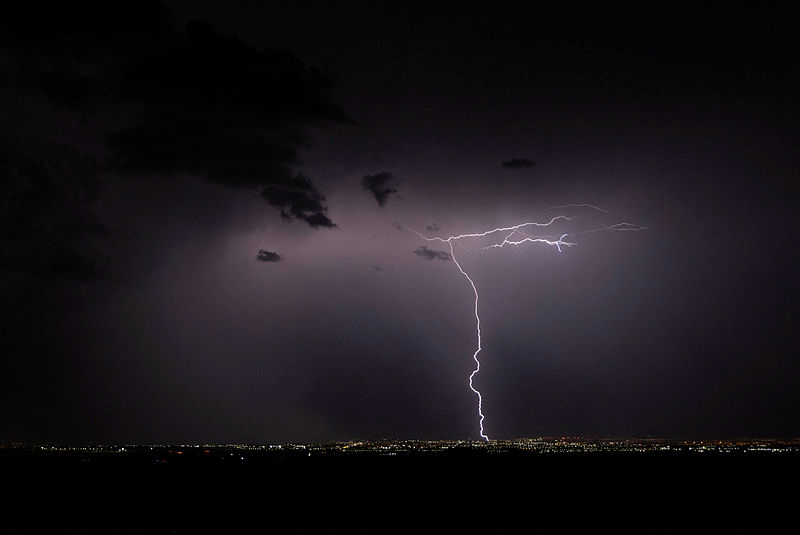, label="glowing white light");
[409,206,644,441]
